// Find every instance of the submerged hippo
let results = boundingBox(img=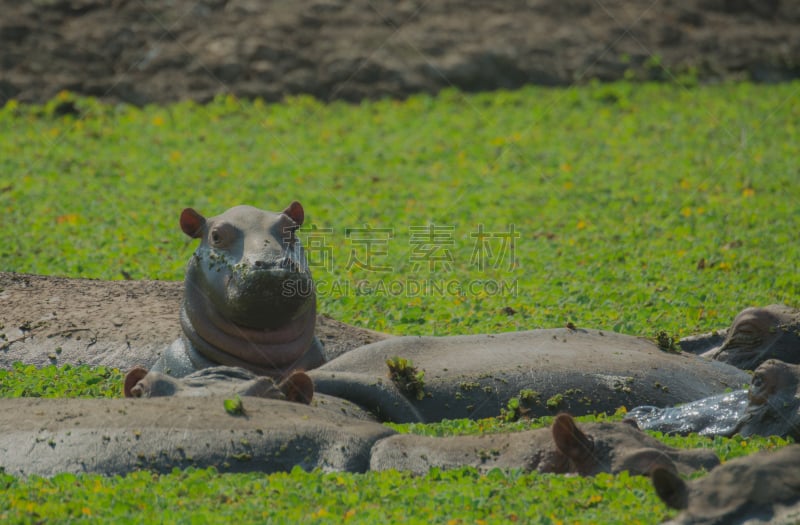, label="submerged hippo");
[731,359,800,440]
[627,359,800,440]
[370,413,718,477]
[152,203,325,378]
[125,365,374,421]
[680,304,800,370]
[123,366,314,404]
[652,445,800,525]
[0,393,717,479]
